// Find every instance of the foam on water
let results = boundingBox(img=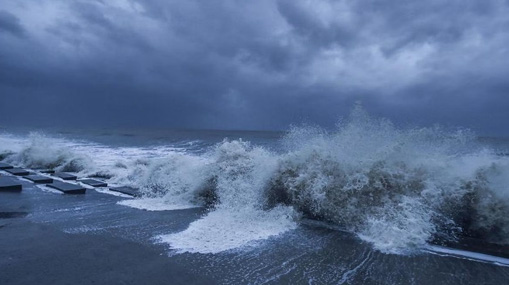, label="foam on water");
[159,207,297,254]
[0,131,186,178]
[118,198,199,211]
[159,140,298,253]
[94,187,133,197]
[266,106,509,253]
[425,245,509,267]
[37,185,65,195]
[2,107,509,254]
[0,132,93,172]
